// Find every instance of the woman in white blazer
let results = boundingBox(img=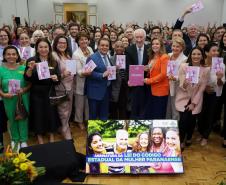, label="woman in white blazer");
[72,32,93,129]
[166,38,187,120]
